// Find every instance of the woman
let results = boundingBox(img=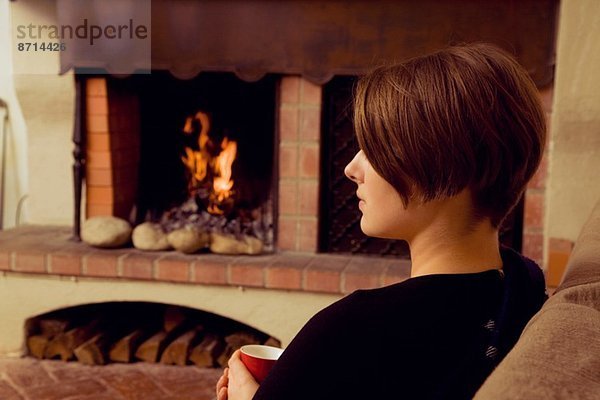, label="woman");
[216,43,547,400]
